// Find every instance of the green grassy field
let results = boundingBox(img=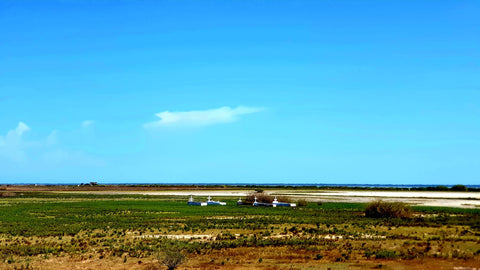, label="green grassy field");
[0,192,479,269]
